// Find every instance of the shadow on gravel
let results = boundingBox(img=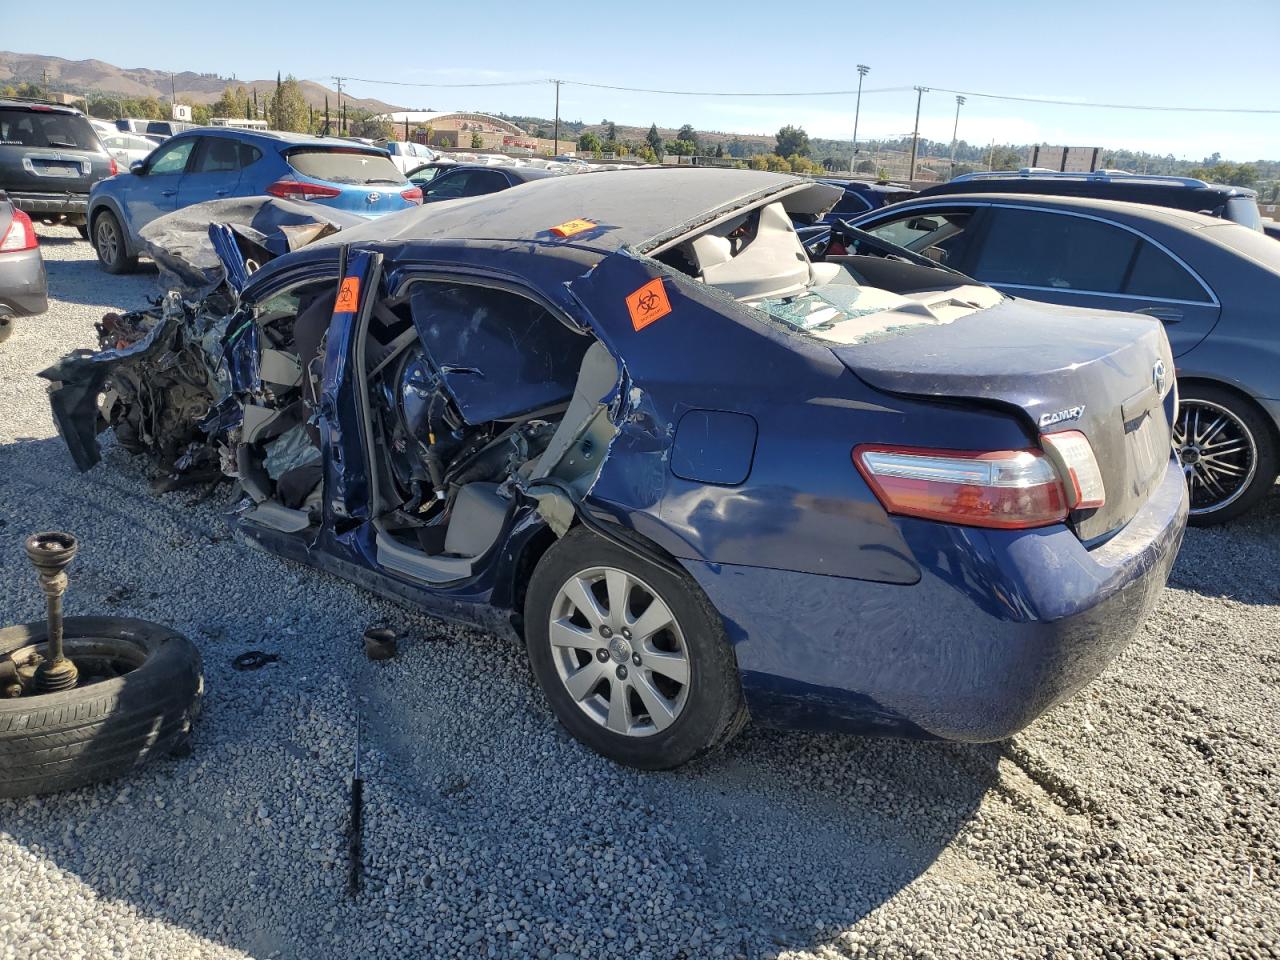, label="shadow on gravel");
[0,432,997,960]
[1169,481,1280,606]
[43,255,158,312]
